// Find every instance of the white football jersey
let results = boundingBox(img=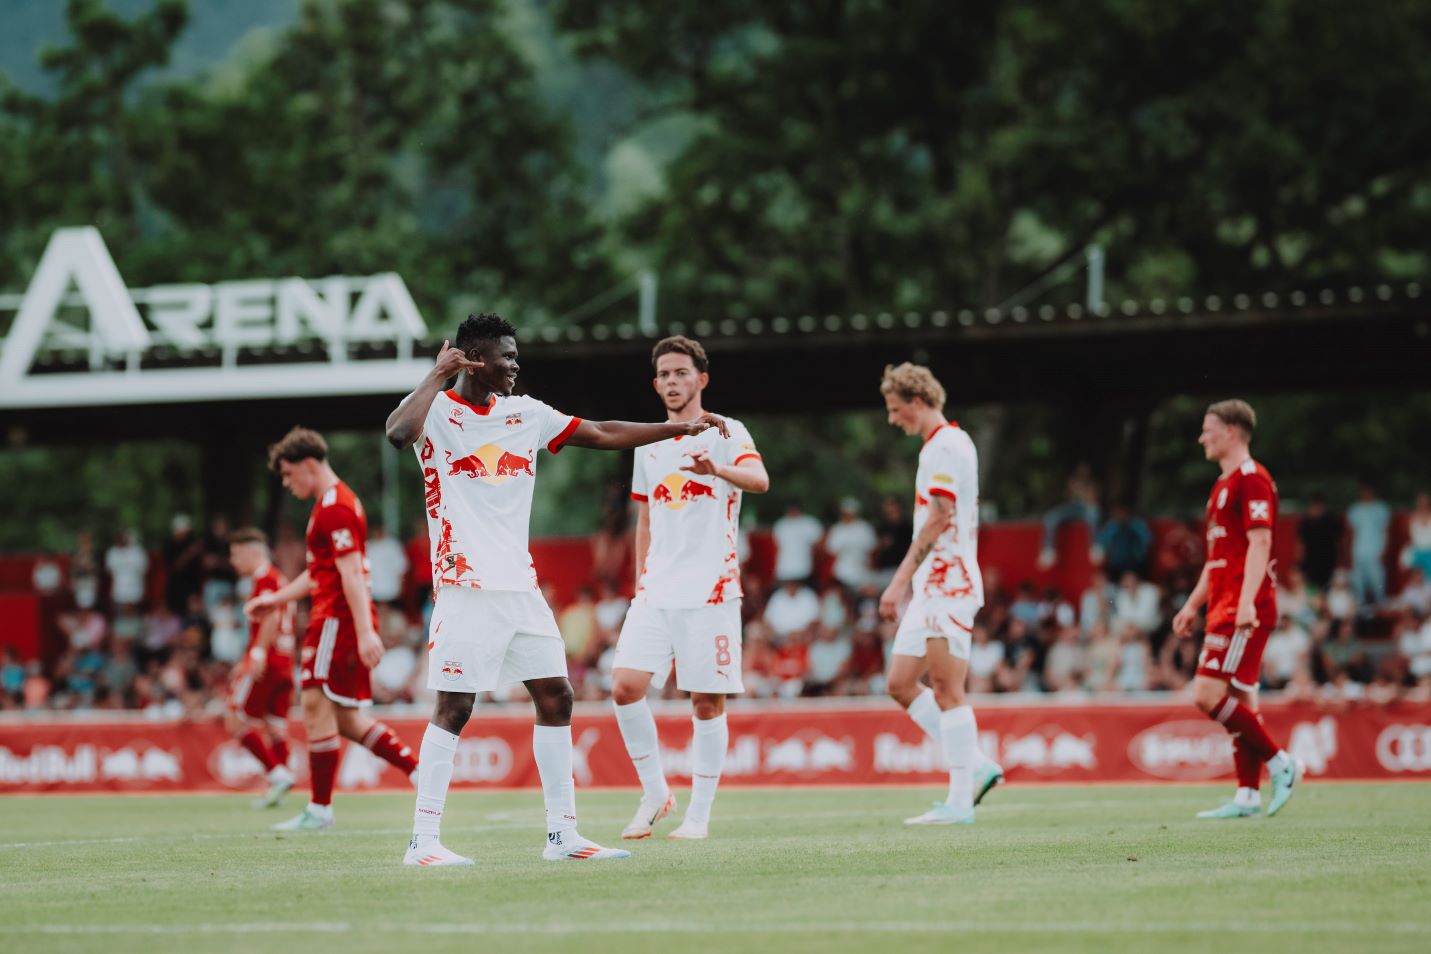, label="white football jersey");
[416,390,580,592]
[632,416,760,608]
[912,423,983,603]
